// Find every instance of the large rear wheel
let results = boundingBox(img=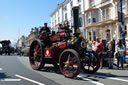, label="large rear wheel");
[59,49,80,78]
[81,51,100,74]
[29,39,45,70]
